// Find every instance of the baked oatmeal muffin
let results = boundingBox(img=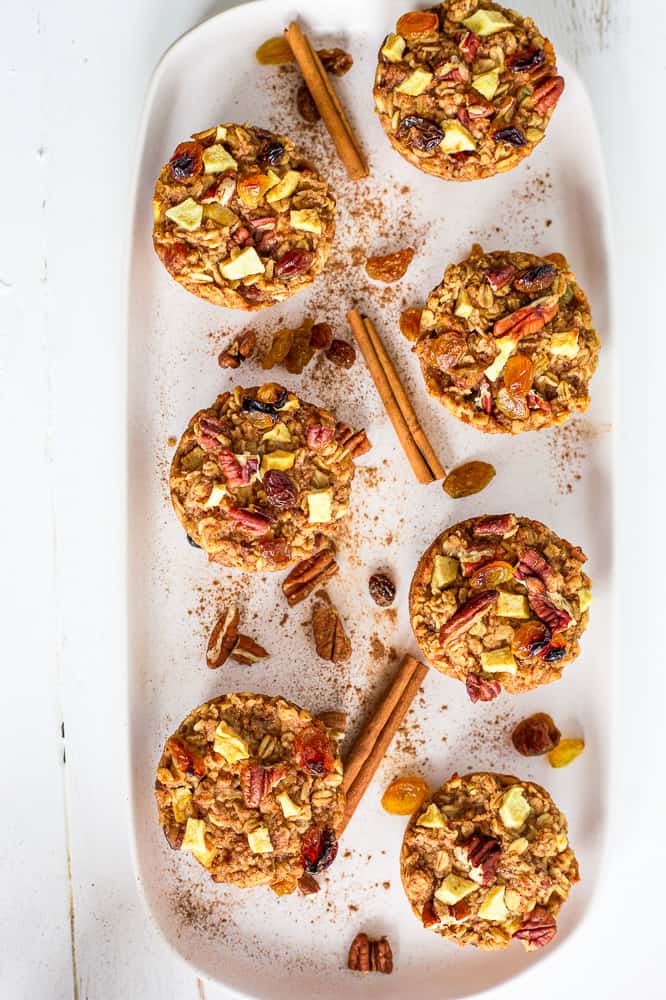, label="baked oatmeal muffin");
[155,692,345,893]
[409,514,591,699]
[414,248,599,433]
[152,122,336,309]
[401,772,579,949]
[170,383,367,571]
[373,3,564,181]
